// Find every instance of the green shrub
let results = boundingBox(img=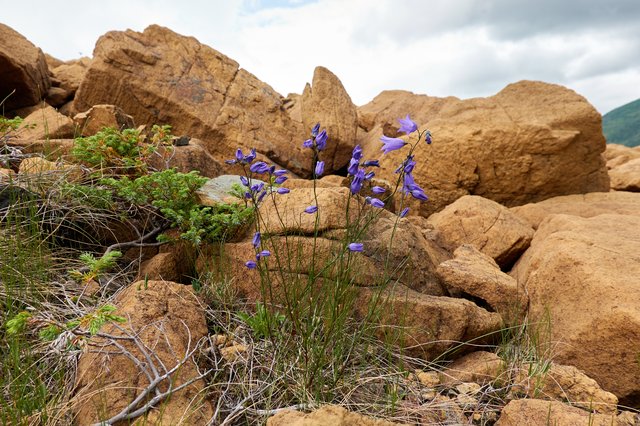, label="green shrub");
[103,169,253,246]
